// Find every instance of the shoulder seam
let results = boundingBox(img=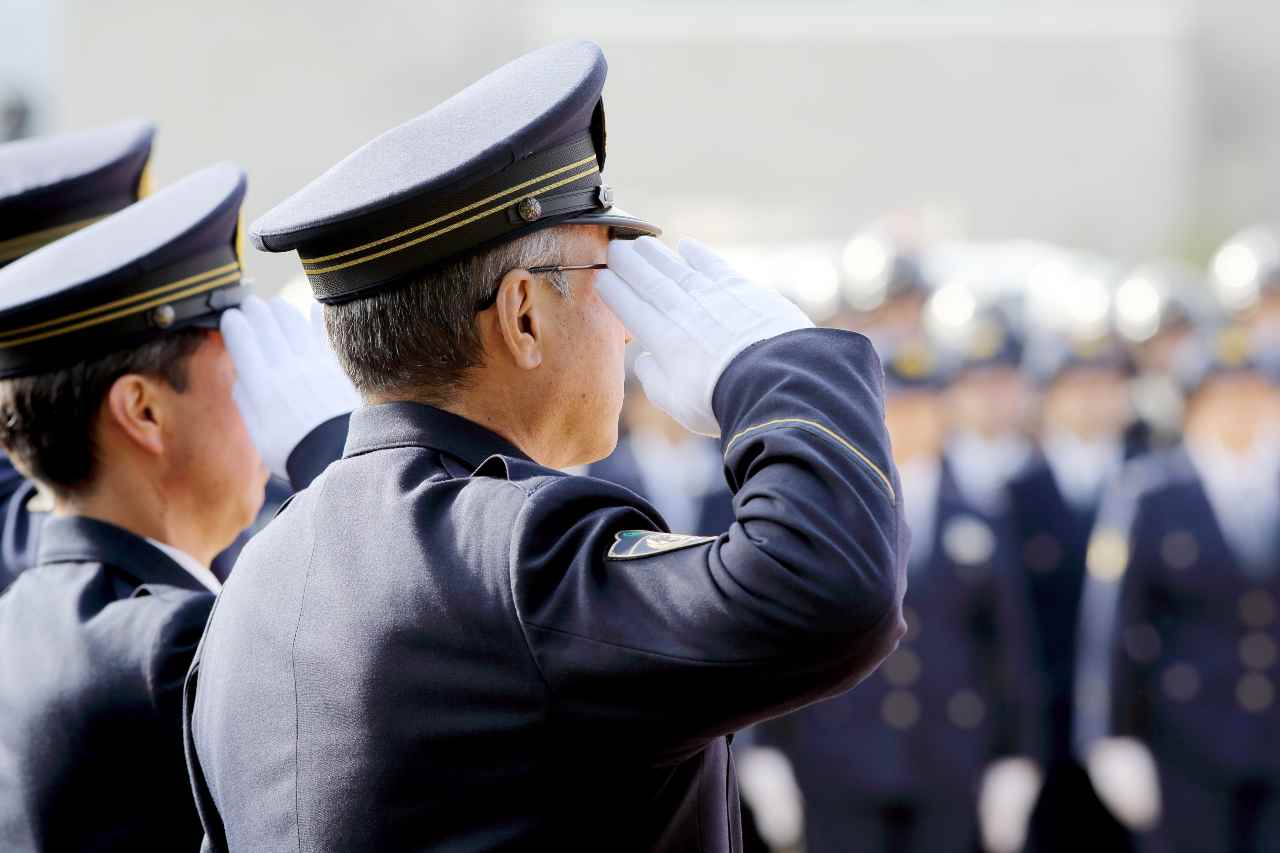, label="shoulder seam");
[501,480,555,700]
[289,478,328,853]
[143,589,211,713]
